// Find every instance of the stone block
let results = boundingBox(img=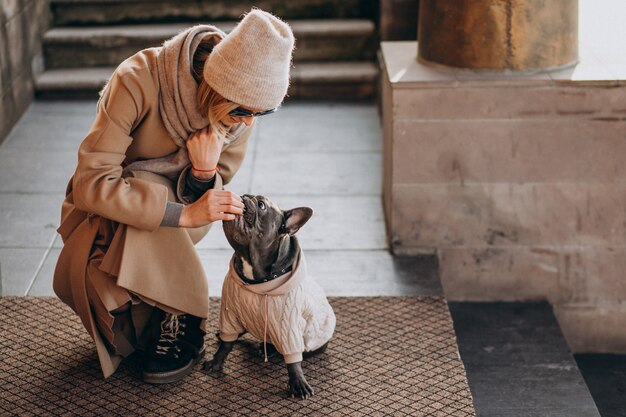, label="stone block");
[439,246,565,303]
[264,101,377,121]
[267,195,387,250]
[26,247,58,296]
[291,33,375,63]
[24,1,40,58]
[380,42,458,87]
[0,85,16,143]
[2,108,93,150]
[0,27,9,98]
[293,82,376,100]
[10,68,32,117]
[381,68,394,234]
[543,85,626,115]
[393,85,626,120]
[304,250,441,296]
[33,0,51,35]
[258,111,382,153]
[5,6,25,79]
[28,99,97,118]
[251,151,382,196]
[0,248,47,296]
[554,304,626,353]
[0,193,62,248]
[1,0,21,23]
[44,20,374,69]
[558,247,626,304]
[0,148,75,194]
[453,69,553,86]
[52,0,370,26]
[381,24,626,353]
[390,183,626,249]
[549,51,617,86]
[392,119,626,184]
[440,244,626,353]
